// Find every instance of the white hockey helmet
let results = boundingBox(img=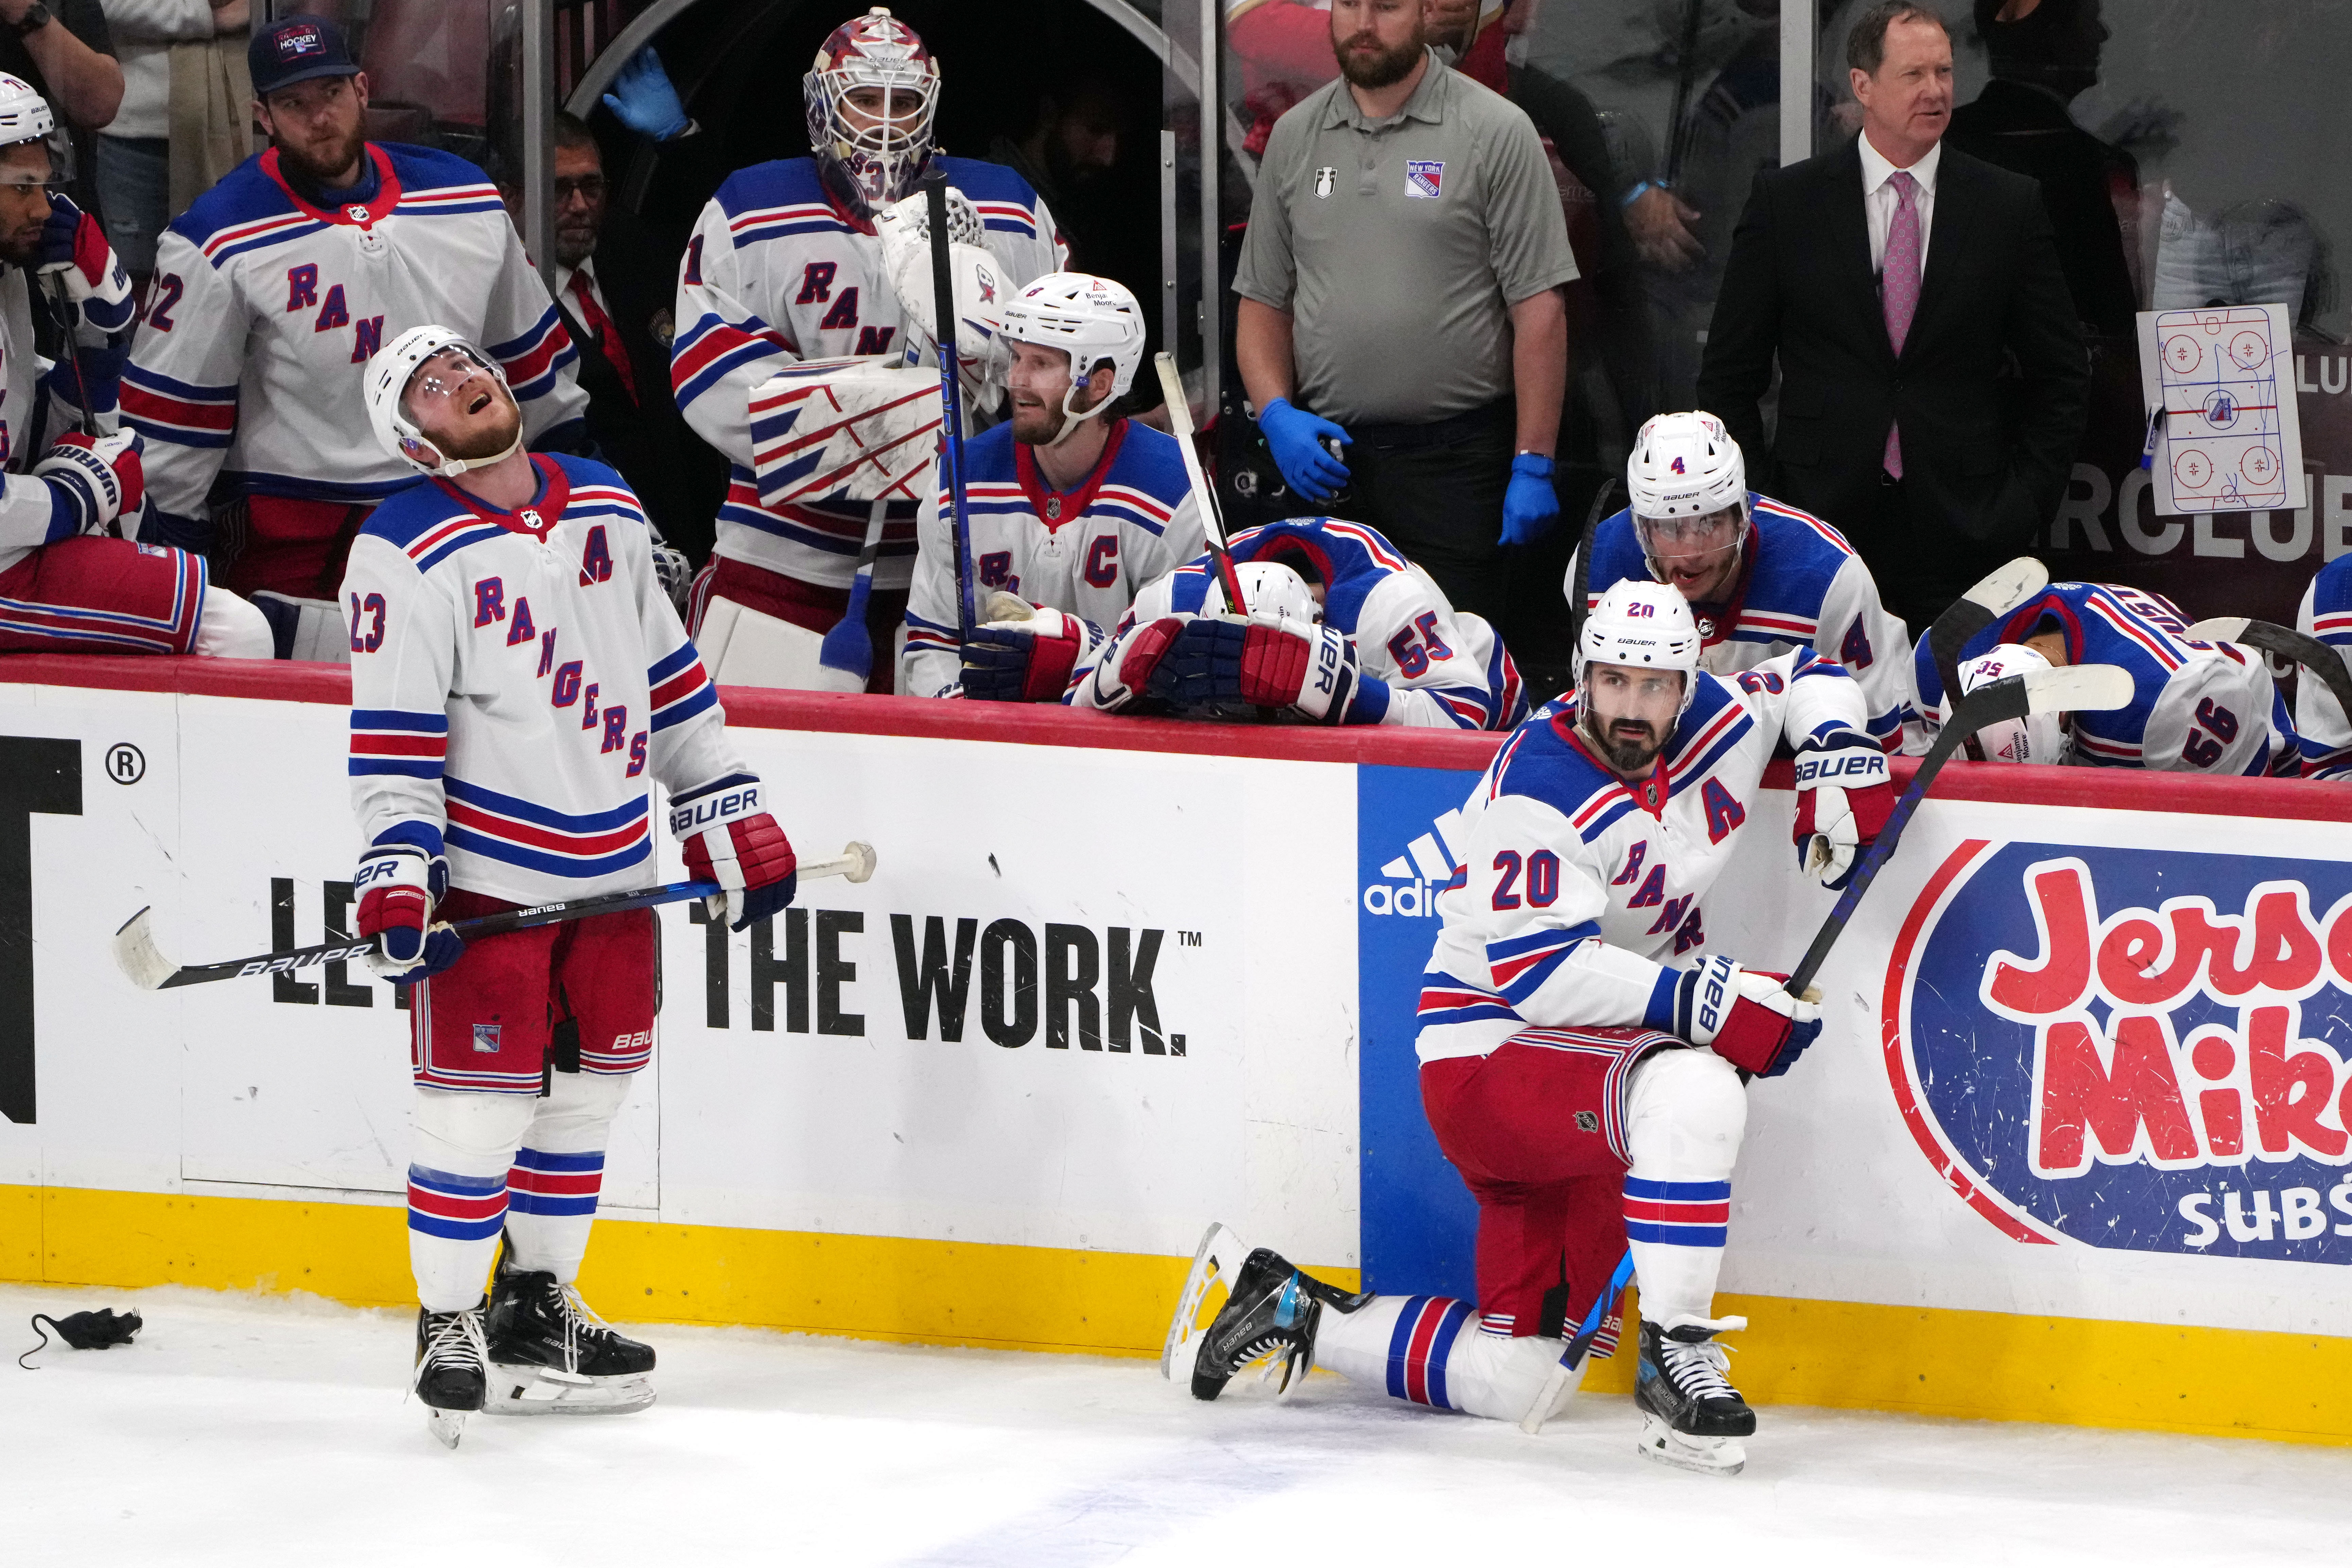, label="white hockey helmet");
[999,272,1146,441]
[1199,560,1320,624]
[364,325,520,477]
[0,73,71,183]
[1576,578,1703,717]
[1957,642,2068,764]
[804,7,940,217]
[1627,410,1748,577]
